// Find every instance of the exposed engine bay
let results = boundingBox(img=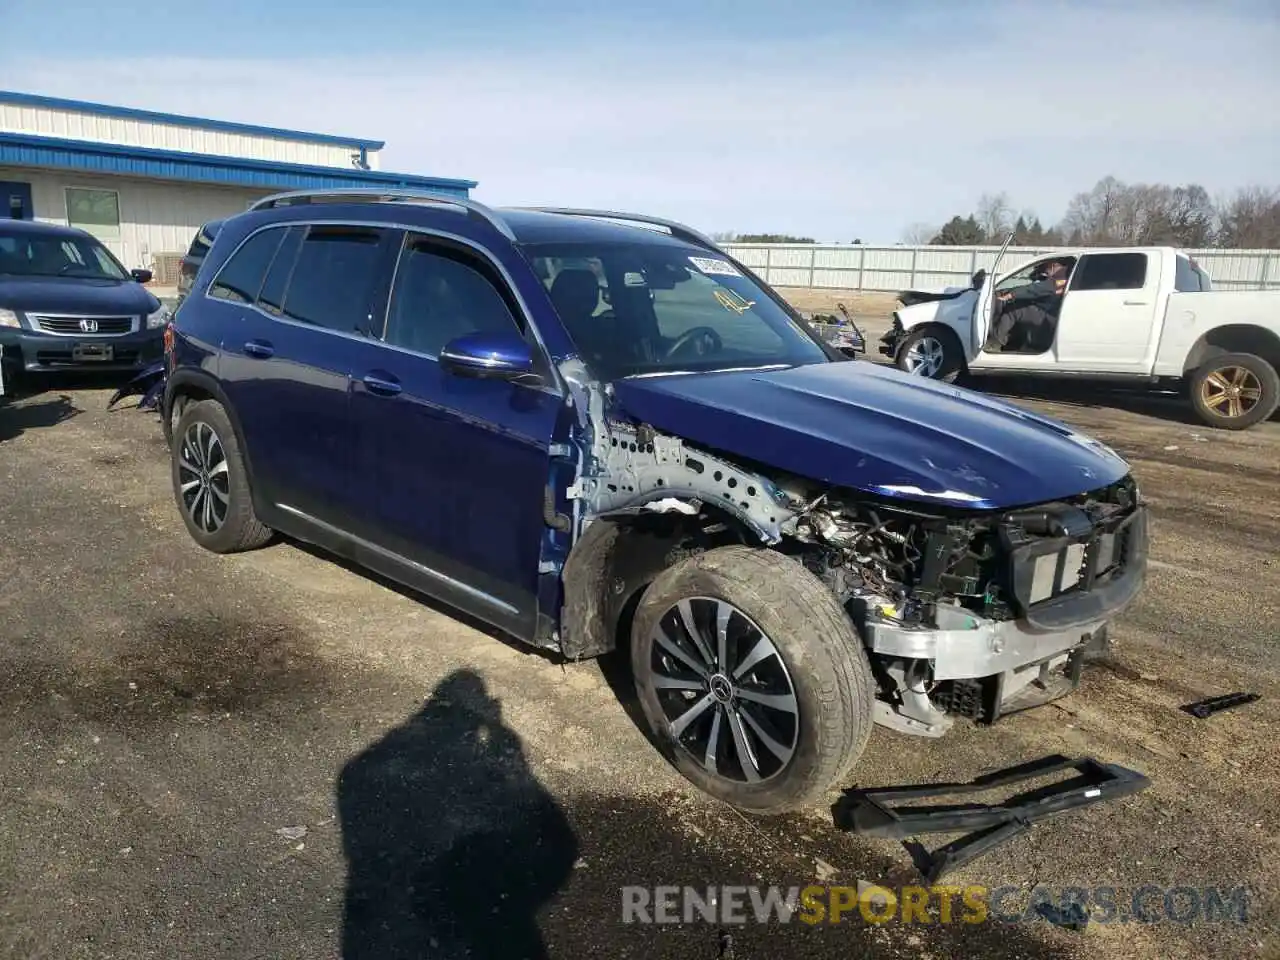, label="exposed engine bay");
[559,376,1148,739]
